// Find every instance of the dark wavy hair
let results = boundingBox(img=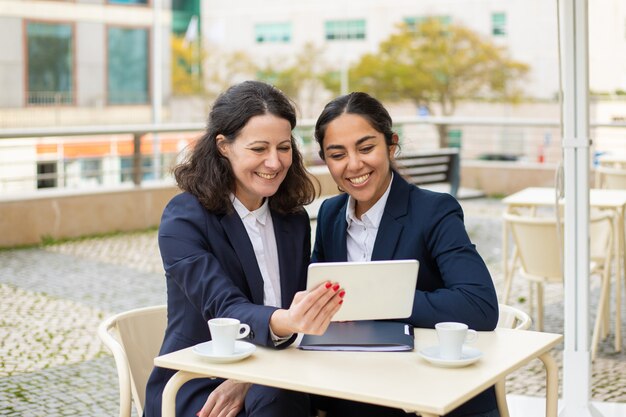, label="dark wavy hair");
[314,92,398,161]
[174,80,316,214]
